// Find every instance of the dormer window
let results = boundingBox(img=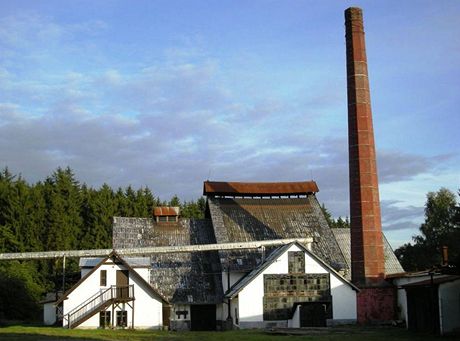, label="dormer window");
[153,207,180,223]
